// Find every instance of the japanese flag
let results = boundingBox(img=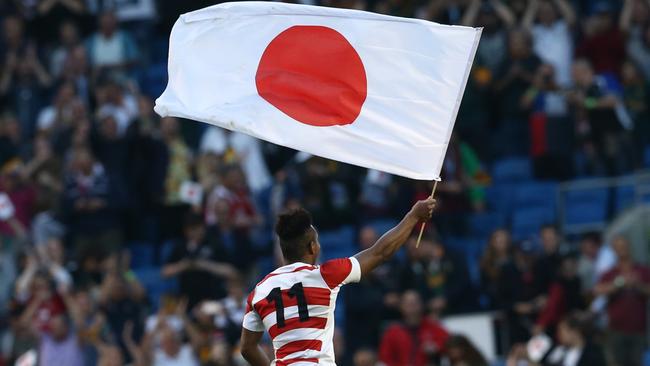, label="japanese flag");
[155,2,481,180]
